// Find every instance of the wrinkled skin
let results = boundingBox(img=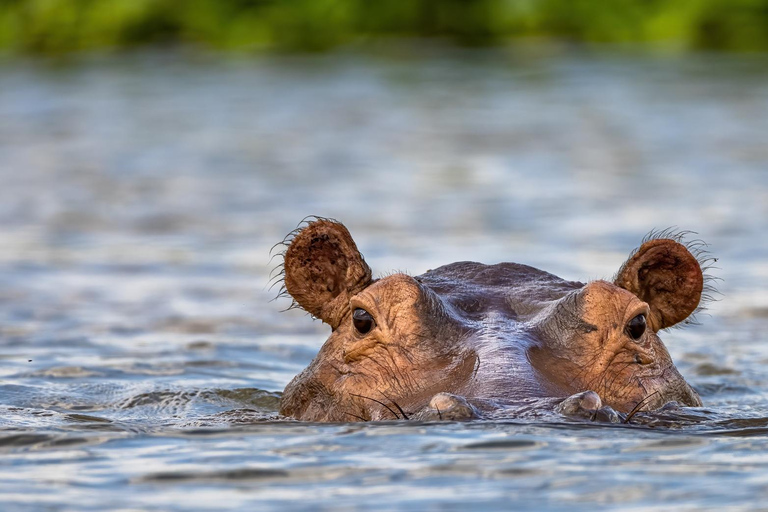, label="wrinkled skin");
[278,219,705,423]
